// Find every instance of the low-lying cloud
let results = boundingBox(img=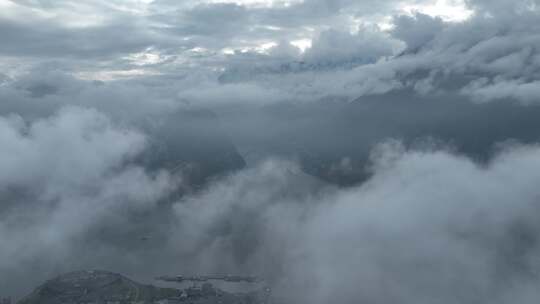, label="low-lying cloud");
[2,1,540,303]
[4,108,540,304]
[0,107,175,296]
[167,141,540,304]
